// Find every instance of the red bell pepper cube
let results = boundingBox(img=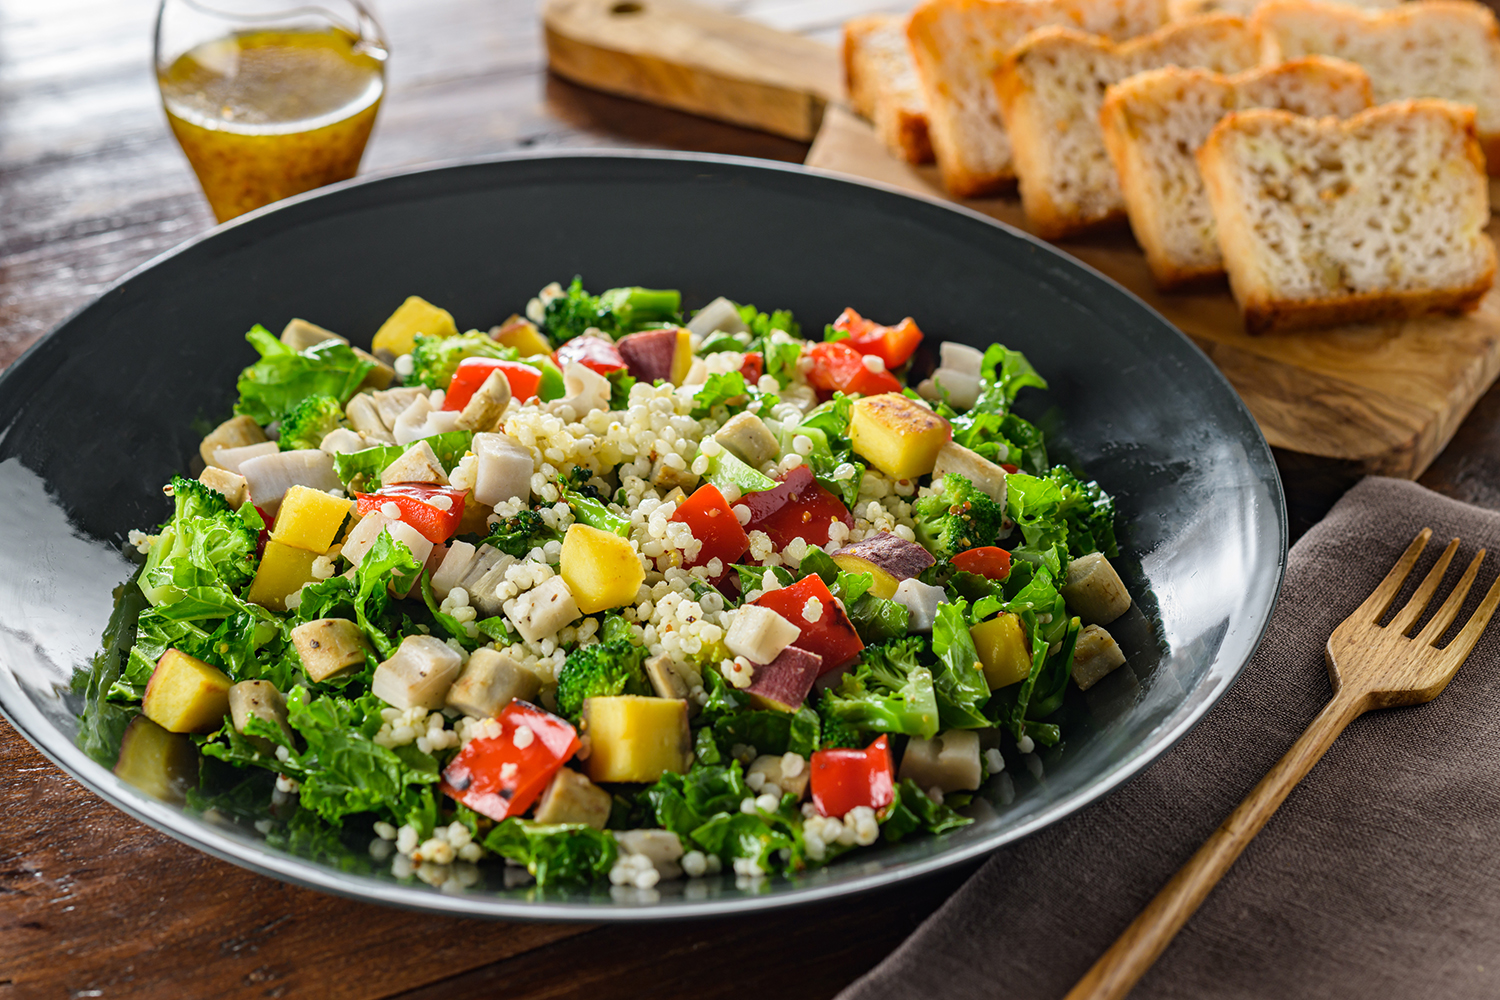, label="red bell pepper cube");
[950,546,1012,580]
[803,341,902,397]
[671,483,749,571]
[252,504,274,558]
[810,735,895,818]
[439,700,580,822]
[1001,464,1019,474]
[443,358,544,410]
[553,335,626,376]
[355,484,468,544]
[739,351,764,383]
[831,308,925,369]
[741,465,854,550]
[754,572,864,675]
